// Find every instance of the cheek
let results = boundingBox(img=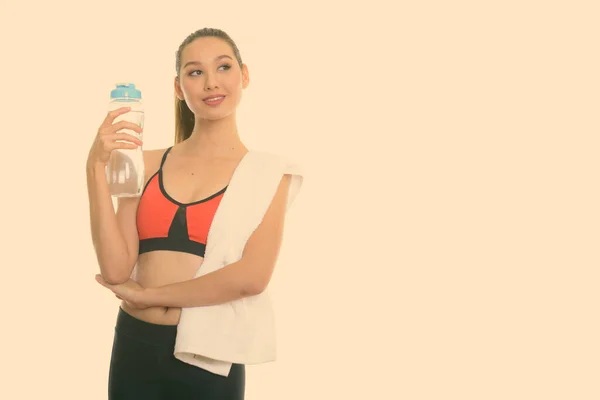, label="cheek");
[179,81,192,98]
[226,73,242,88]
